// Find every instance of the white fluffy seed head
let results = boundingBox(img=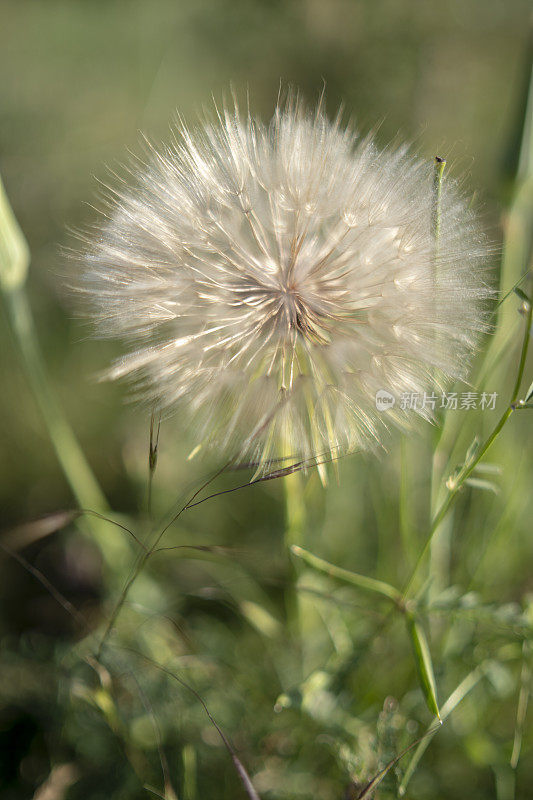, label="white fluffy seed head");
[76,97,492,472]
